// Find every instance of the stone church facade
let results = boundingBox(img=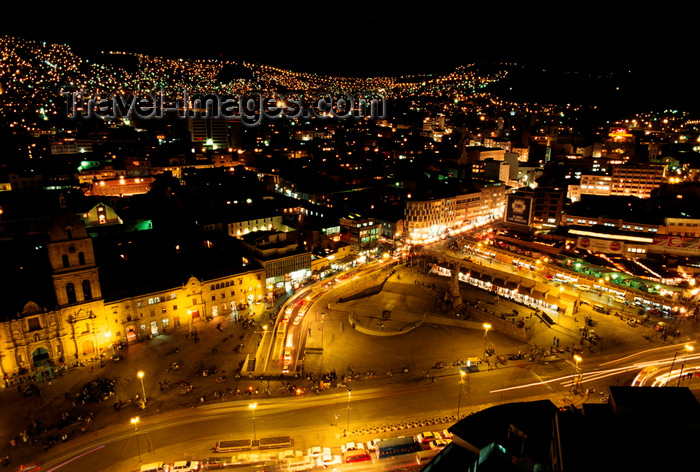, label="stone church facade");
[0,200,265,380]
